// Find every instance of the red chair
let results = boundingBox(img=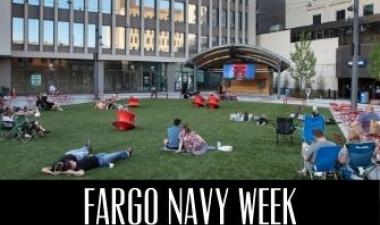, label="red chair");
[207,94,220,108]
[112,111,136,131]
[128,96,140,107]
[192,95,205,107]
